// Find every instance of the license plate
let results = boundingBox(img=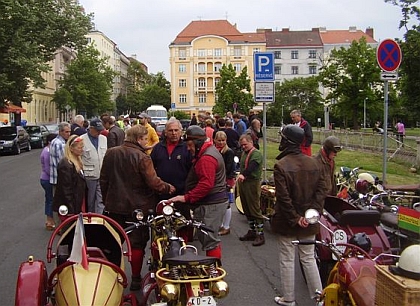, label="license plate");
[187,296,216,306]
